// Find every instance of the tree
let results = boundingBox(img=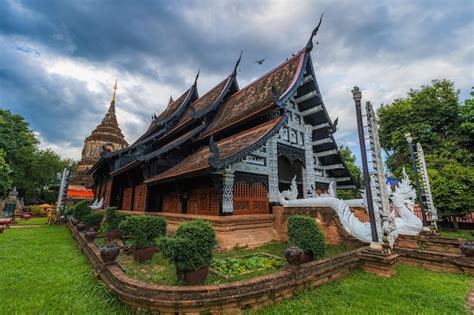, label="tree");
[0,109,70,201]
[377,80,473,218]
[338,146,362,200]
[0,149,12,197]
